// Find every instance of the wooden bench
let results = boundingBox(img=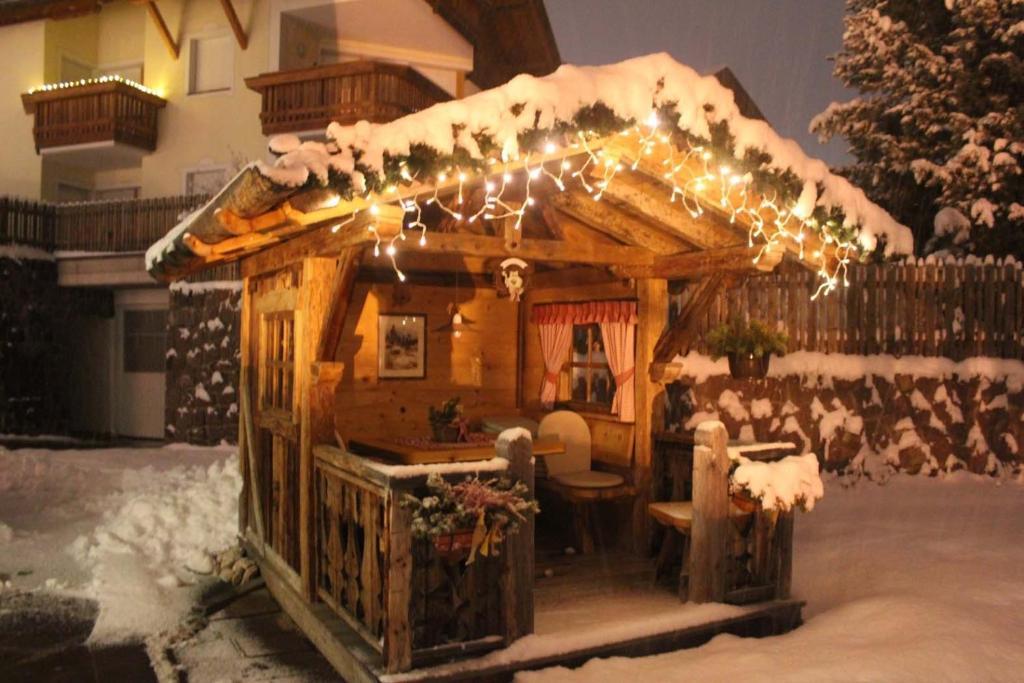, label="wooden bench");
[648,501,752,600]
